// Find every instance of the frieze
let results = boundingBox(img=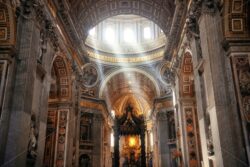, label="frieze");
[17,0,59,51]
[56,0,81,46]
[81,88,96,97]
